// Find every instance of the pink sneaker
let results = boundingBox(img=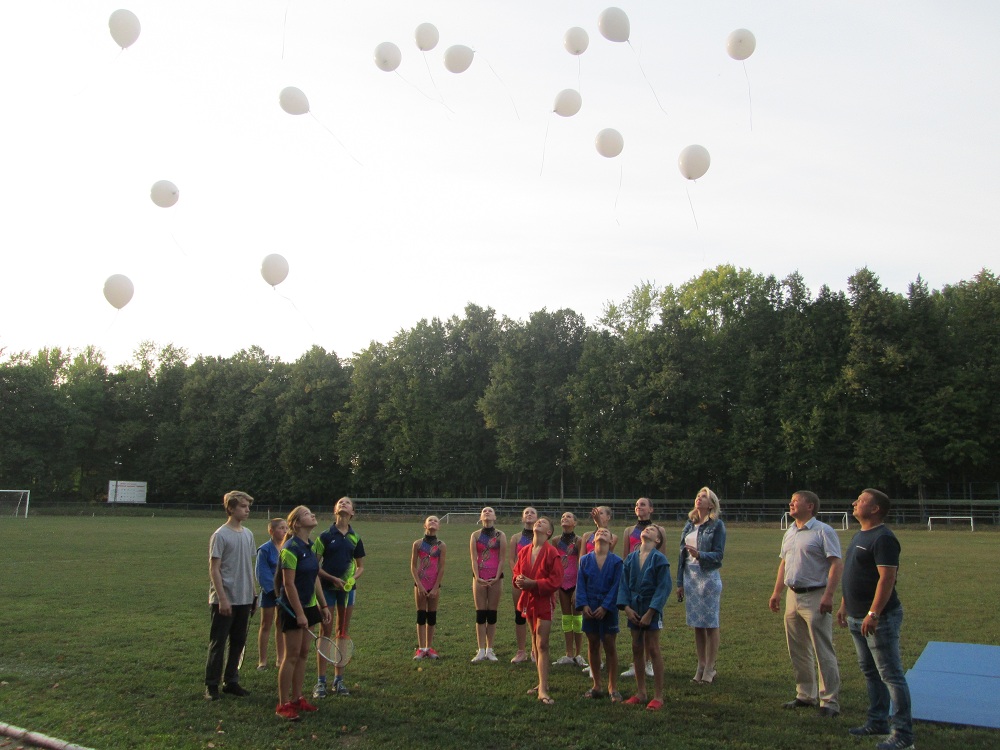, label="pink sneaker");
[413,648,427,660]
[425,648,440,659]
